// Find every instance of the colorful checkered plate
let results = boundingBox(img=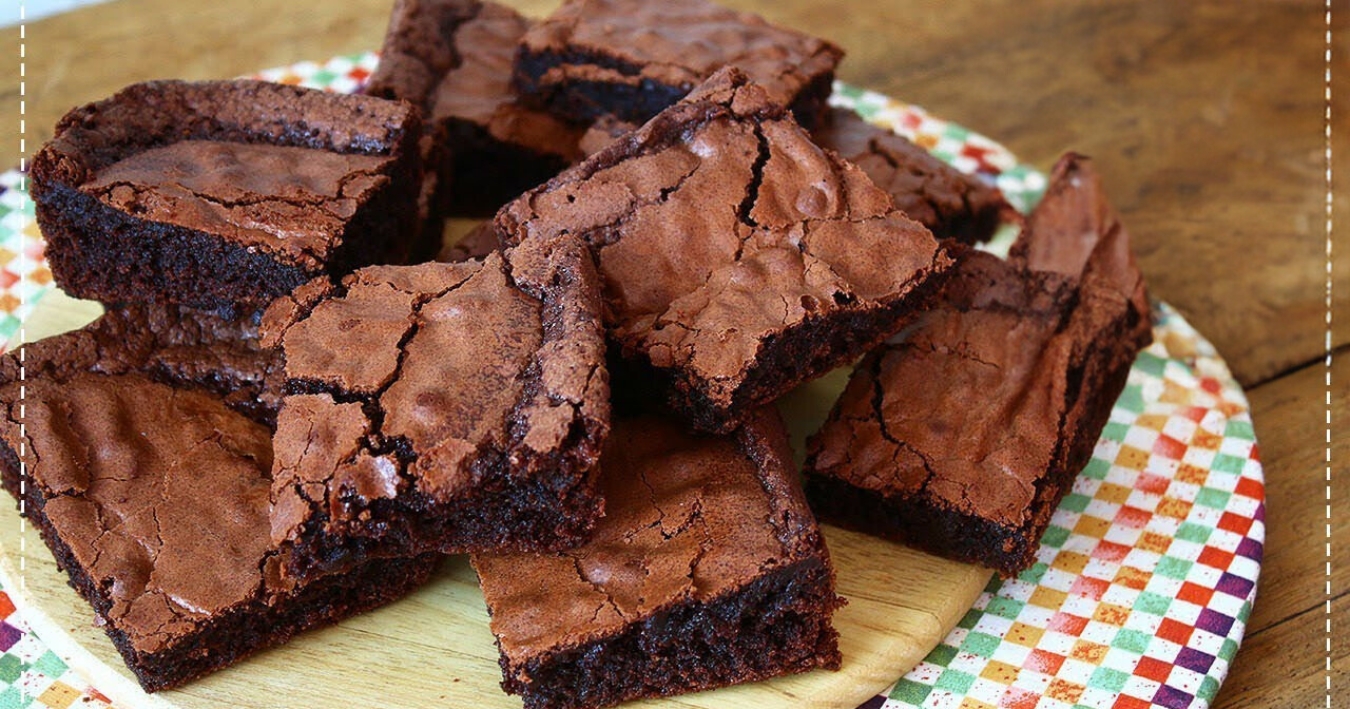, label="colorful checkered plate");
[0,54,1263,709]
